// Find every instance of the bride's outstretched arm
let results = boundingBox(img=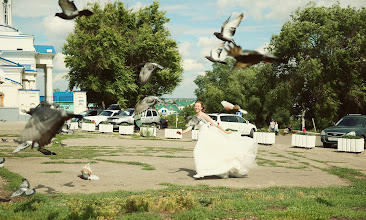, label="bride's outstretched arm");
[199,112,231,134]
[177,126,192,135]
